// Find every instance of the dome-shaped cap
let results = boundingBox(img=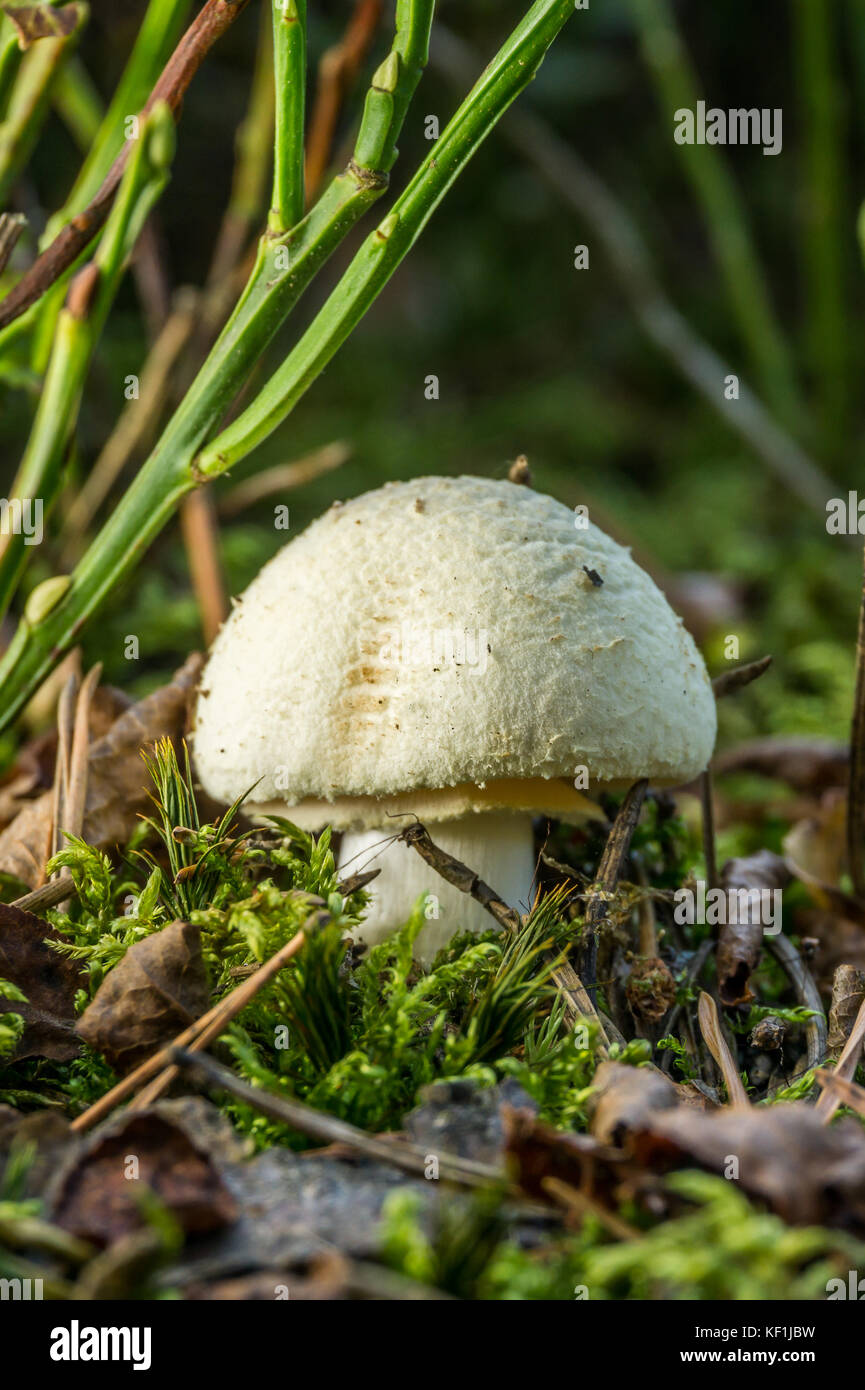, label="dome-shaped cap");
[193,476,716,827]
